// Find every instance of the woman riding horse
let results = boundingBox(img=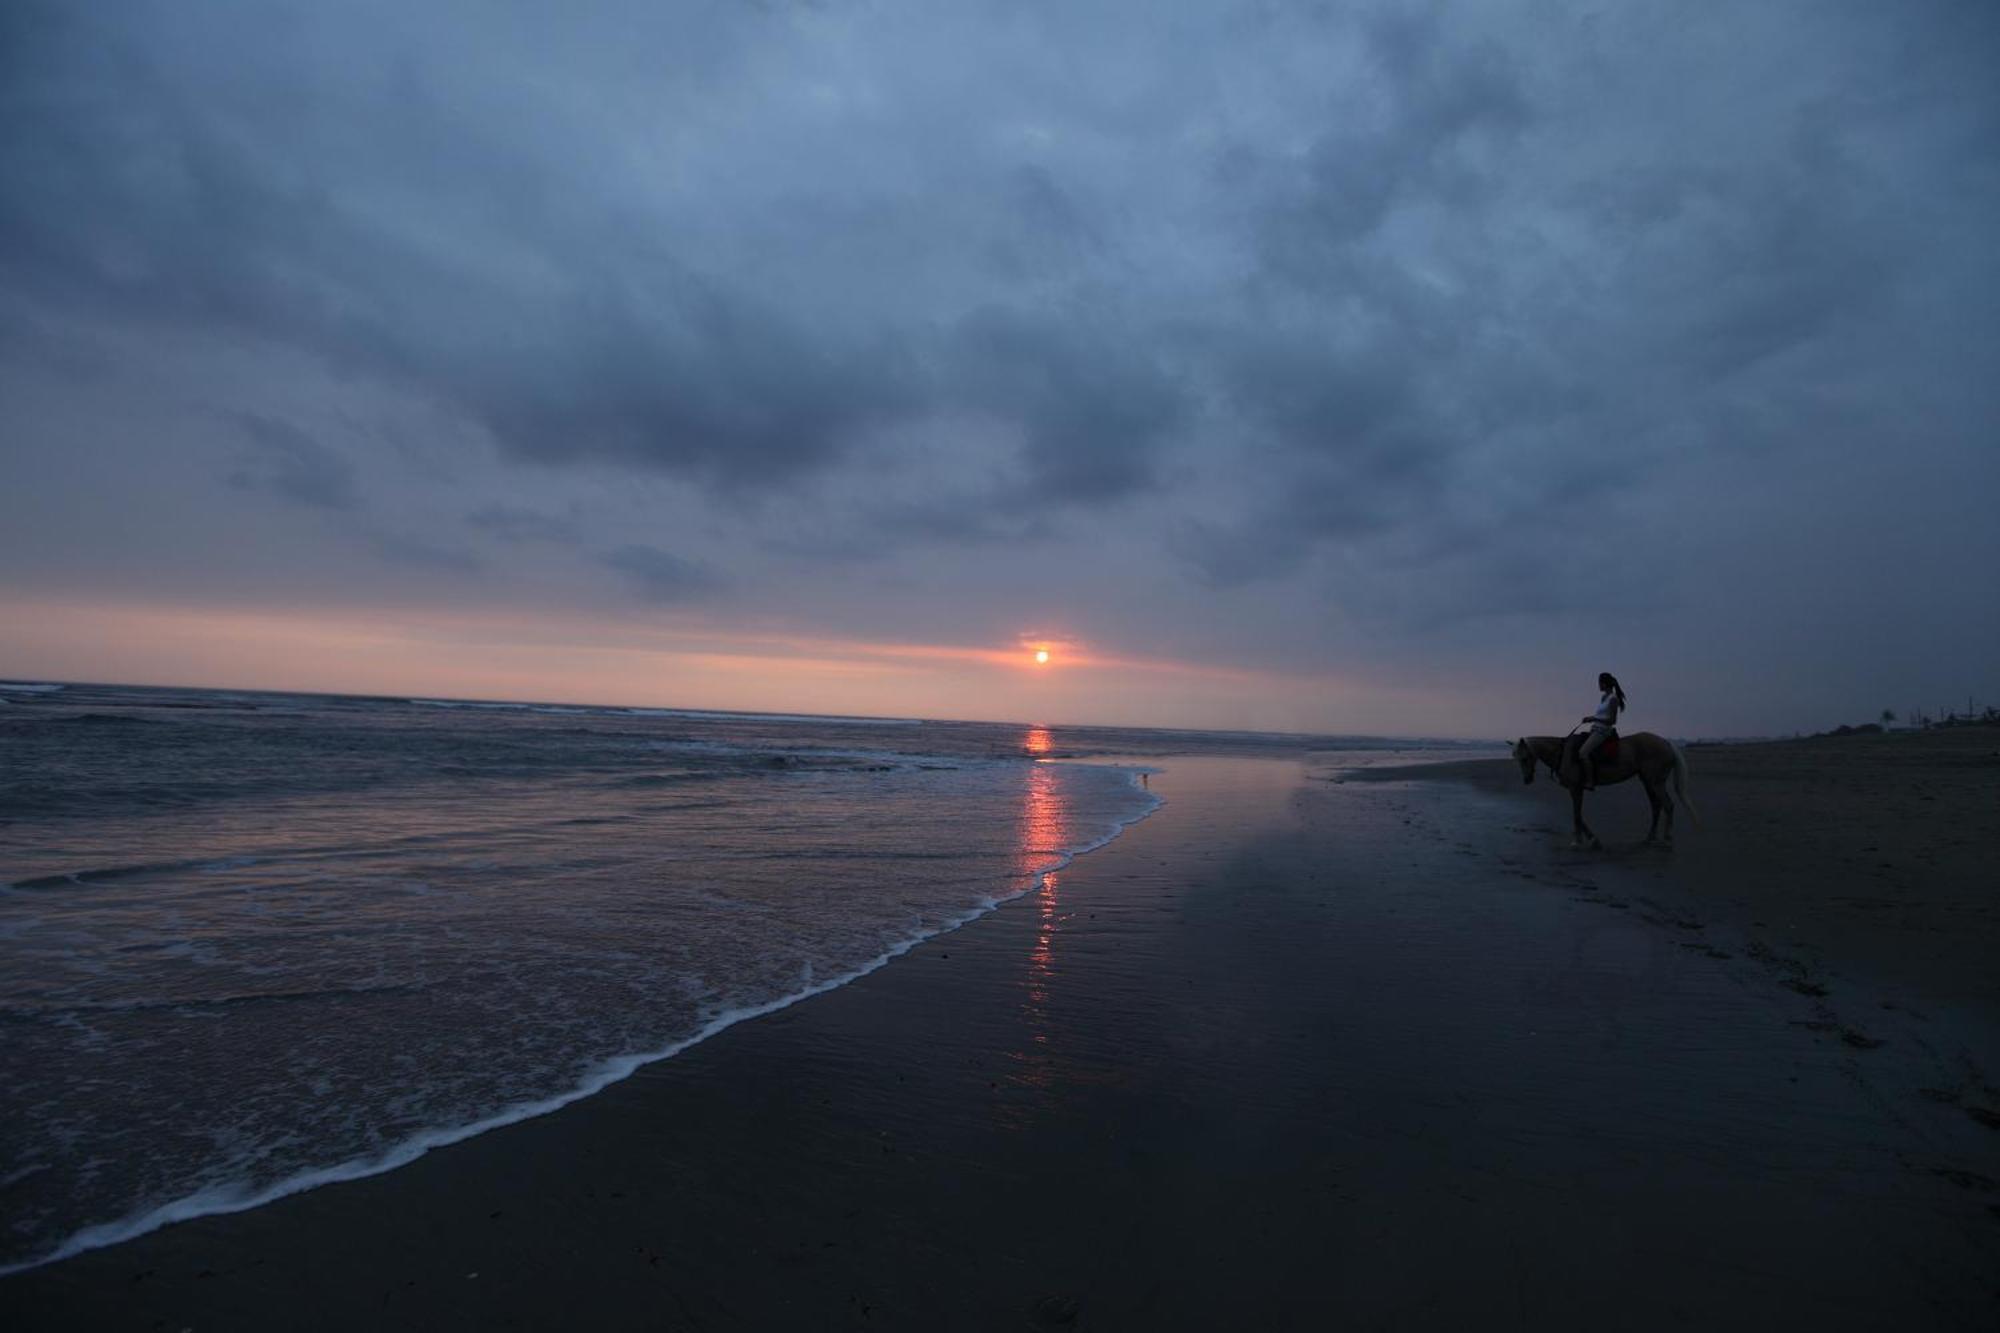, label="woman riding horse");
[1566,671,1626,789]
[1515,674,1700,847]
